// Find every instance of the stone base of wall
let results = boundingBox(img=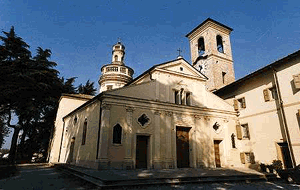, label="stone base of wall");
[97,159,109,170]
[123,159,134,170]
[152,160,163,169]
[73,160,98,169]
